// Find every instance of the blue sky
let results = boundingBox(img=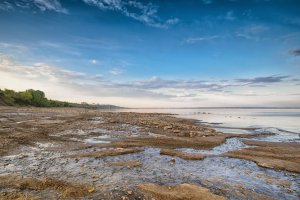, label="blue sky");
[0,0,300,107]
